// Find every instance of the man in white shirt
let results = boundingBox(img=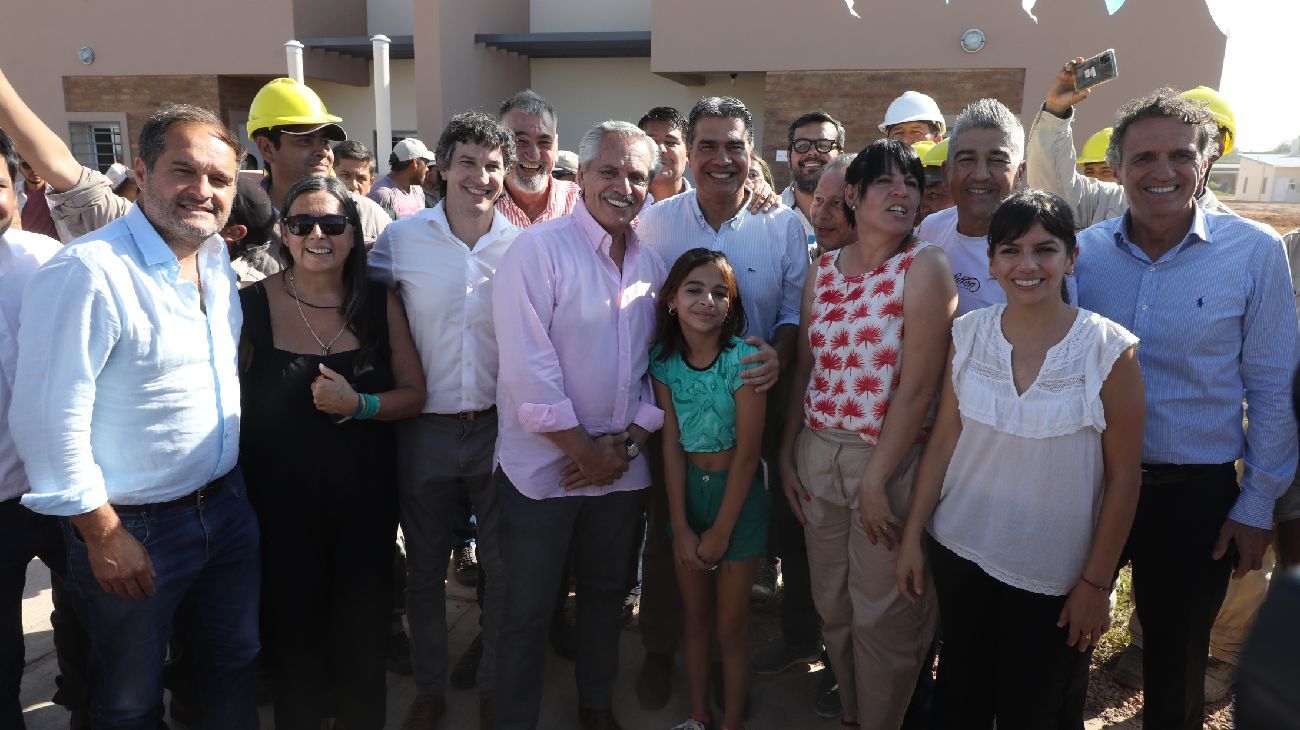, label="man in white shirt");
[780,111,845,251]
[0,131,89,729]
[12,105,257,729]
[916,99,1025,316]
[369,112,520,730]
